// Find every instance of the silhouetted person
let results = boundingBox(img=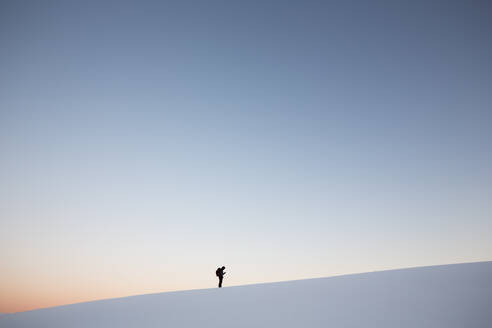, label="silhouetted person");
[216,266,226,288]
